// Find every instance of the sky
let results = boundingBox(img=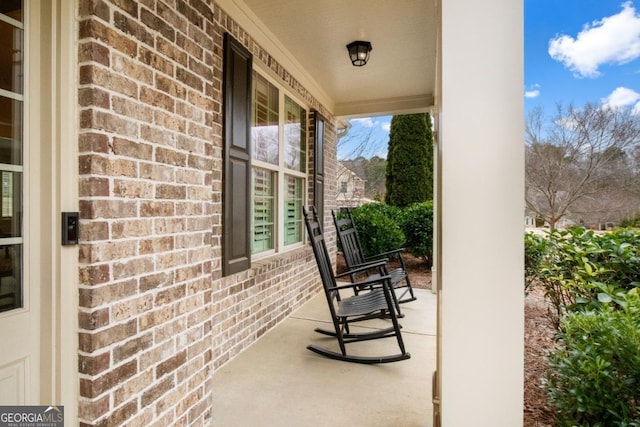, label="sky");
[338,0,640,160]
